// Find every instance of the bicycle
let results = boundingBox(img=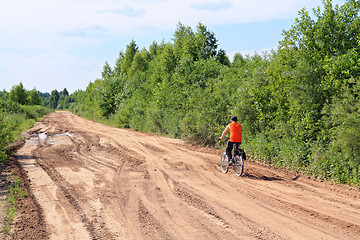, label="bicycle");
[220,143,245,176]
